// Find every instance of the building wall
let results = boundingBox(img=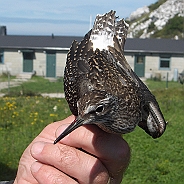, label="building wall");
[56,52,67,77]
[145,55,184,81]
[145,56,159,79]
[124,54,184,81]
[0,50,68,77]
[170,56,184,81]
[33,52,46,76]
[0,50,22,75]
[1,50,184,81]
[125,55,135,70]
